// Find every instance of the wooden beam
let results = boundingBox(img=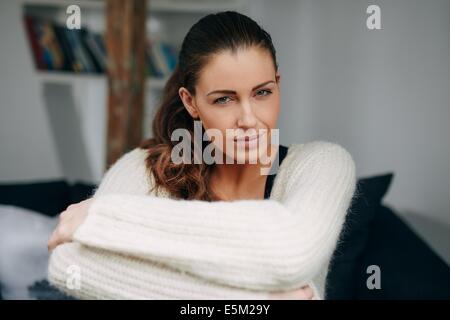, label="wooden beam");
[105,0,147,168]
